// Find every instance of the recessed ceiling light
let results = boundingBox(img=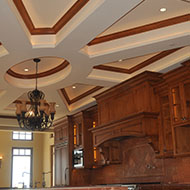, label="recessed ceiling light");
[72,86,76,89]
[56,104,59,108]
[24,68,29,72]
[160,7,167,12]
[118,59,123,62]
